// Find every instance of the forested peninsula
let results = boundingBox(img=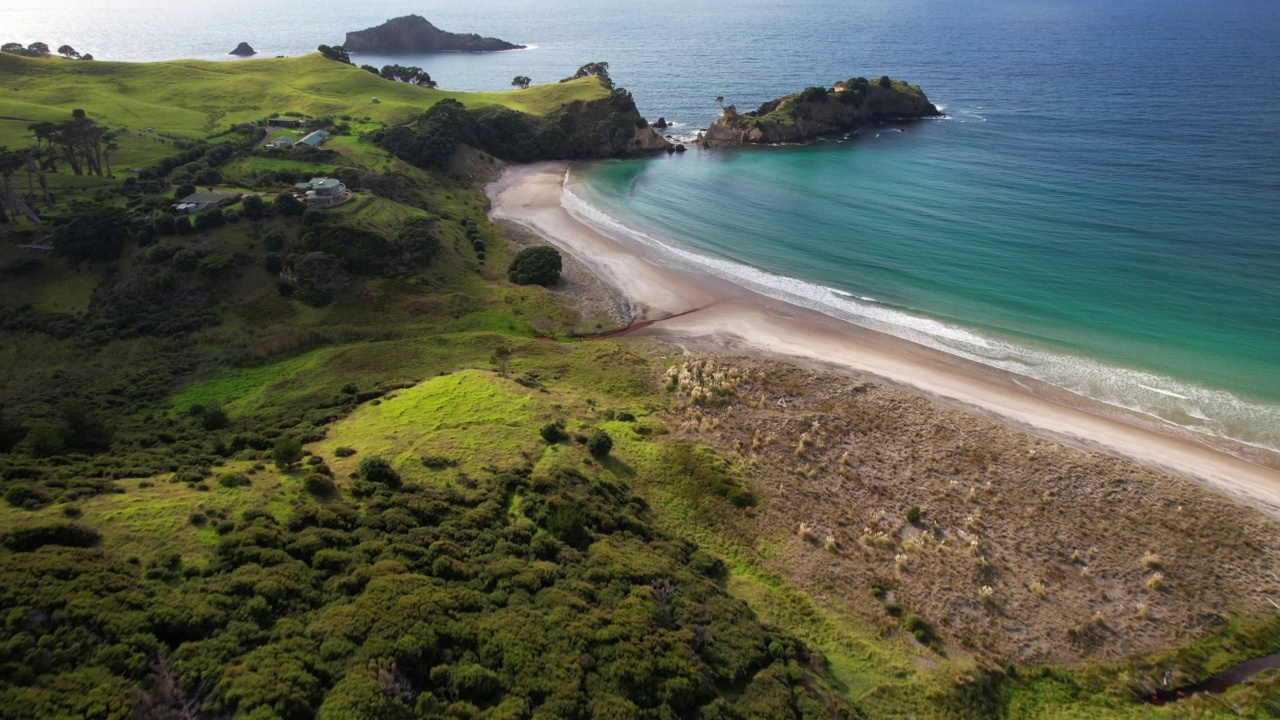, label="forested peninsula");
[699,76,940,146]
